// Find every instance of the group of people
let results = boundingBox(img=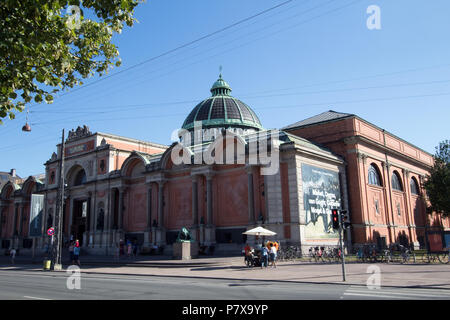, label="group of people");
[114,239,139,260]
[244,241,279,269]
[68,239,81,266]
